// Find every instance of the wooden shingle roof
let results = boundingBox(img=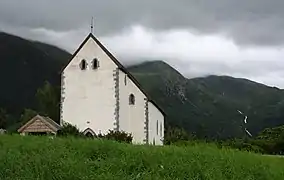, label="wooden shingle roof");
[17,115,61,133]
